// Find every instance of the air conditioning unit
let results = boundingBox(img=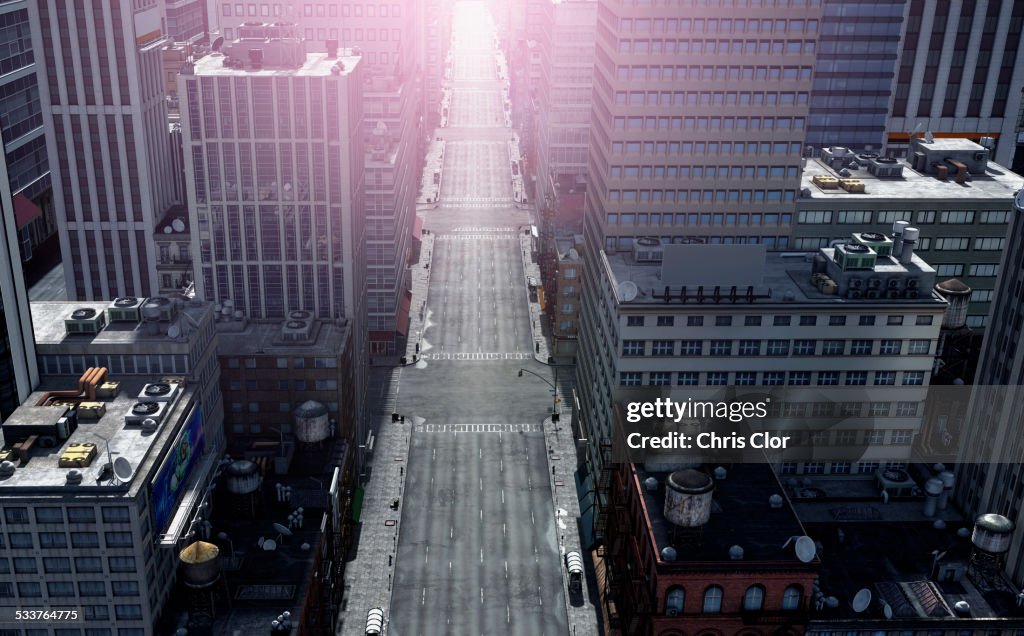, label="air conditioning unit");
[124,401,168,426]
[107,297,148,323]
[65,308,106,334]
[141,297,176,322]
[868,278,882,289]
[887,279,902,289]
[867,290,881,299]
[95,382,120,398]
[886,289,900,299]
[281,314,314,341]
[906,278,919,289]
[847,289,863,300]
[632,237,664,263]
[904,289,920,299]
[137,383,179,403]
[77,402,106,419]
[849,278,864,289]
